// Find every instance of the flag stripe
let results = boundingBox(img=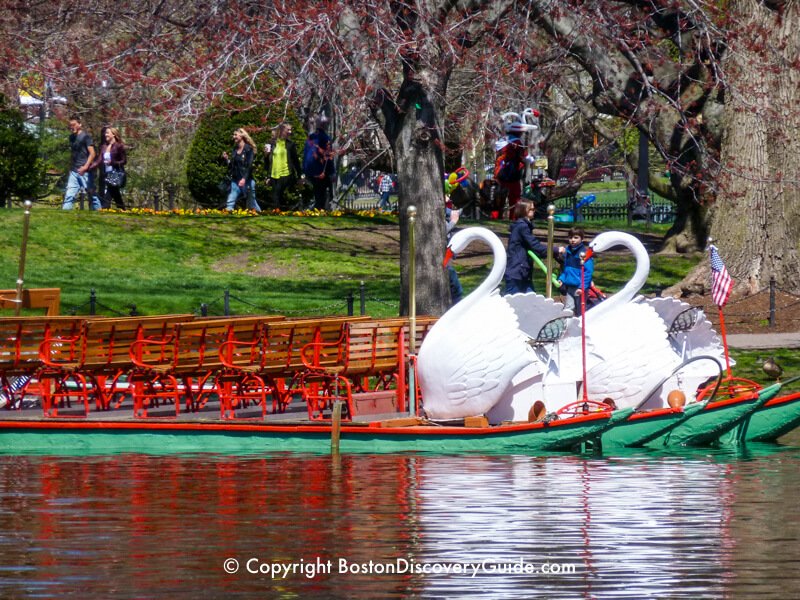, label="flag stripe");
[709,245,733,307]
